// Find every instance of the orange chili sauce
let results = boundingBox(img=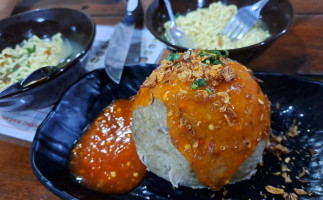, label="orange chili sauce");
[69,99,146,194]
[133,62,271,191]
